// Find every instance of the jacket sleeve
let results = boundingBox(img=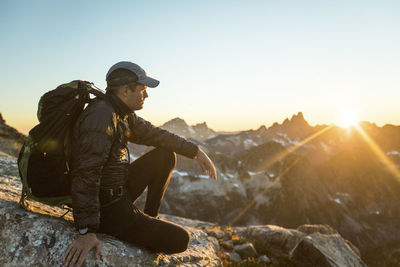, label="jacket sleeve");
[128,115,199,159]
[70,106,115,231]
